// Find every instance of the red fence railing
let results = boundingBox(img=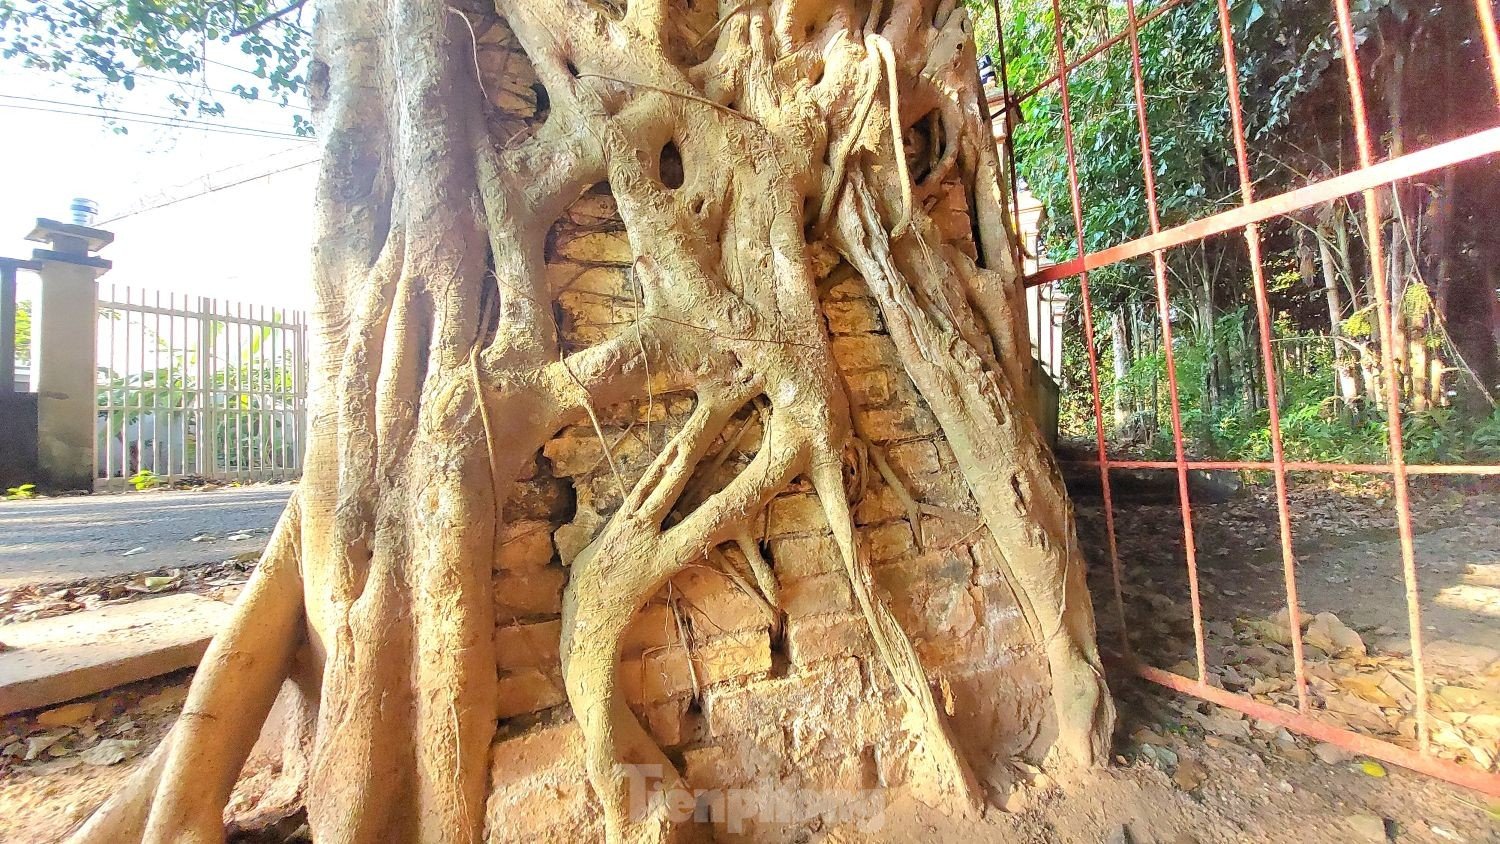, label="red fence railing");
[989,0,1500,798]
